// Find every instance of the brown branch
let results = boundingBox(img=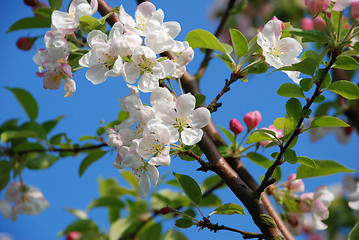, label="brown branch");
[256,50,340,196]
[196,0,237,81]
[97,0,119,26]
